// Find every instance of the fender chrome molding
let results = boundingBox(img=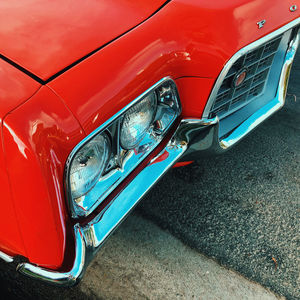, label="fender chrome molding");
[4,20,298,286]
[0,251,13,263]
